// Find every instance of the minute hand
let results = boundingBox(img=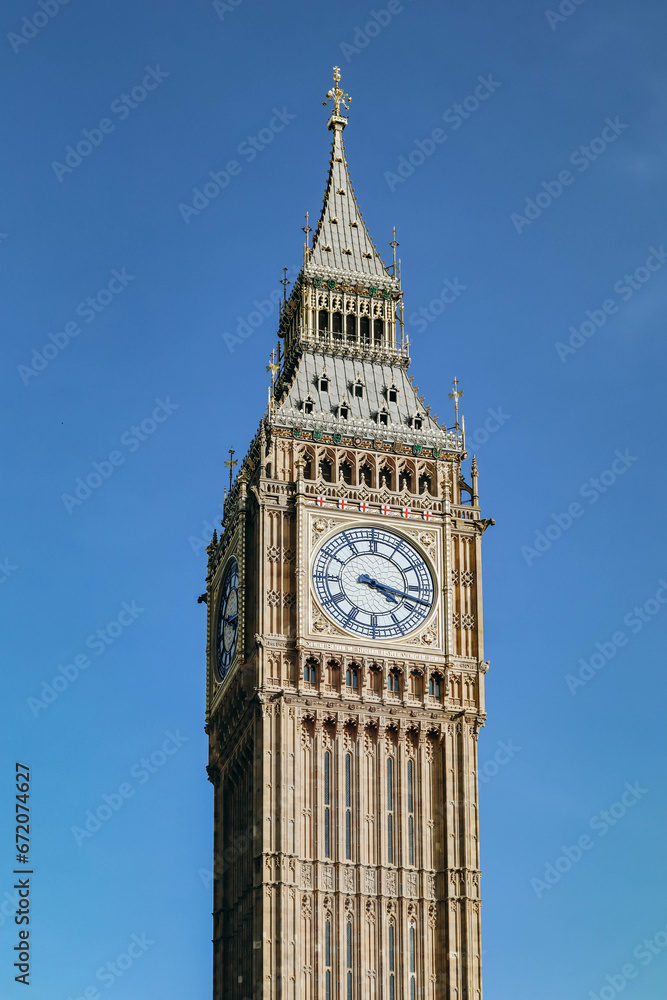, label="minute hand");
[358,574,431,607]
